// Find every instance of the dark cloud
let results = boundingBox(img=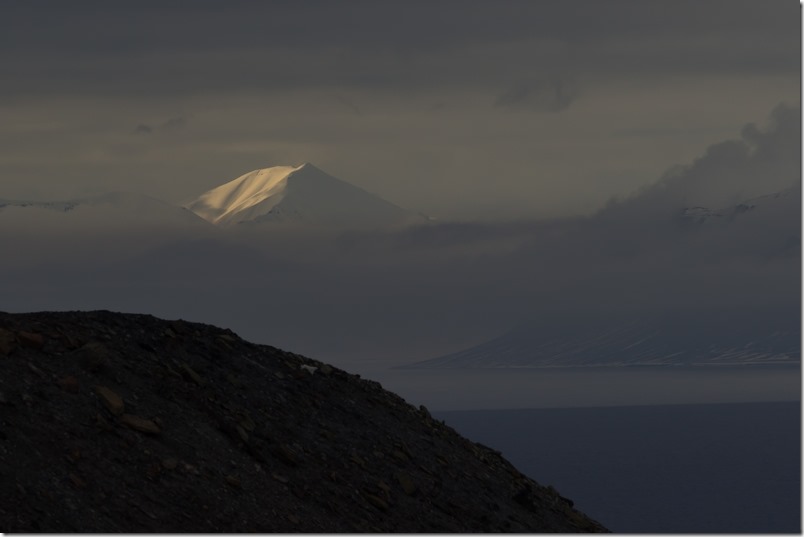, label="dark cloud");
[495,77,578,112]
[160,116,187,131]
[3,1,795,56]
[603,103,800,216]
[132,116,187,136]
[0,1,797,98]
[330,95,362,116]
